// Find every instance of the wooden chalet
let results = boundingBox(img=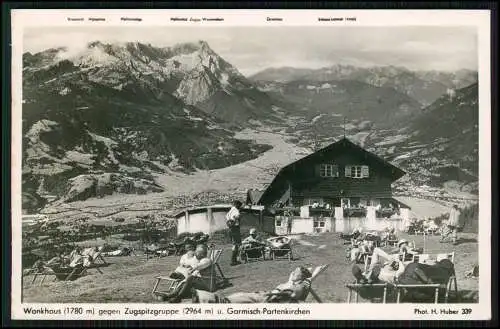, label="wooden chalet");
[254,137,411,234]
